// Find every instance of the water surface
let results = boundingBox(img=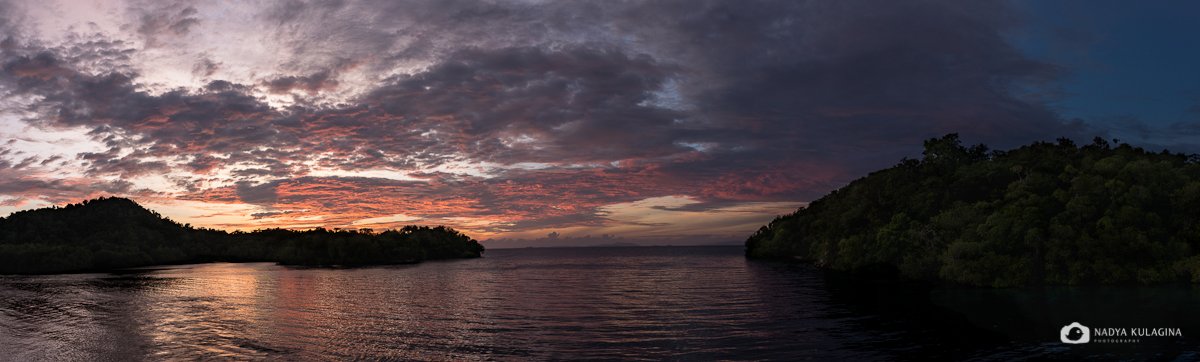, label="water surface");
[0,246,1196,360]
